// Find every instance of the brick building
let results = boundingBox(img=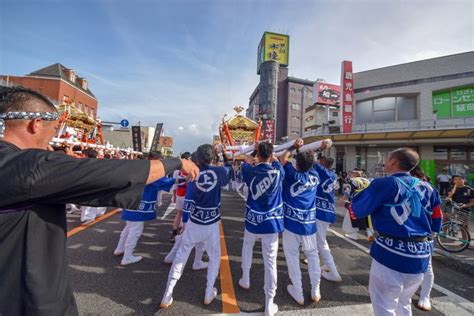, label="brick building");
[1,63,98,118]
